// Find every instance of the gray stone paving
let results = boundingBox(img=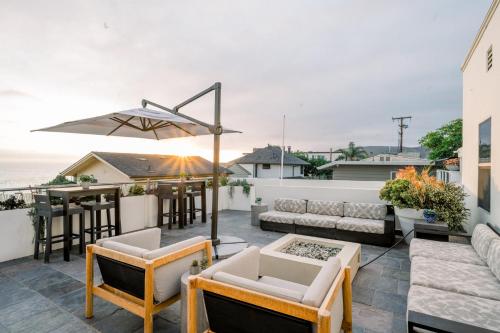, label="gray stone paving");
[0,210,410,333]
